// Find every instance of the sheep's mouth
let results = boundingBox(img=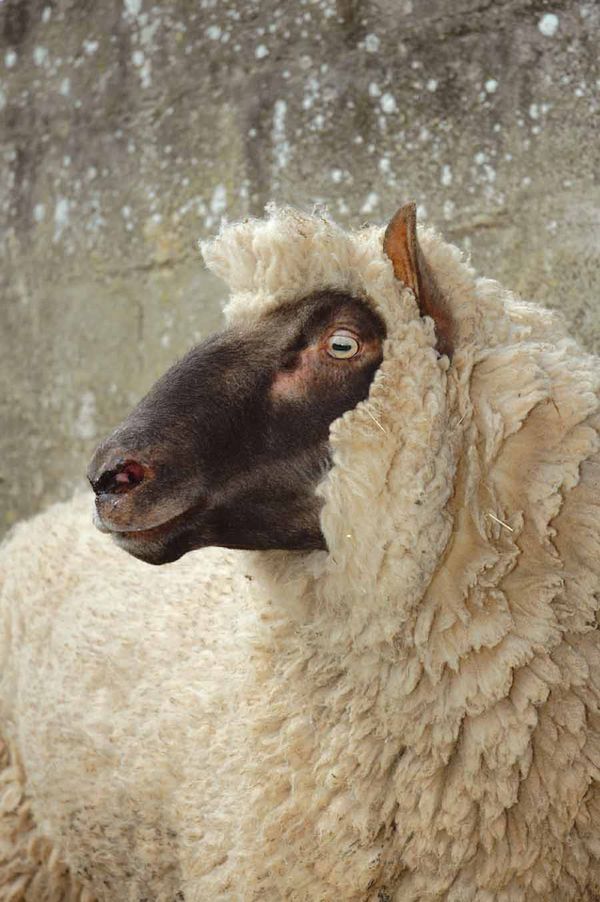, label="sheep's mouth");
[94,507,183,539]
[94,501,208,565]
